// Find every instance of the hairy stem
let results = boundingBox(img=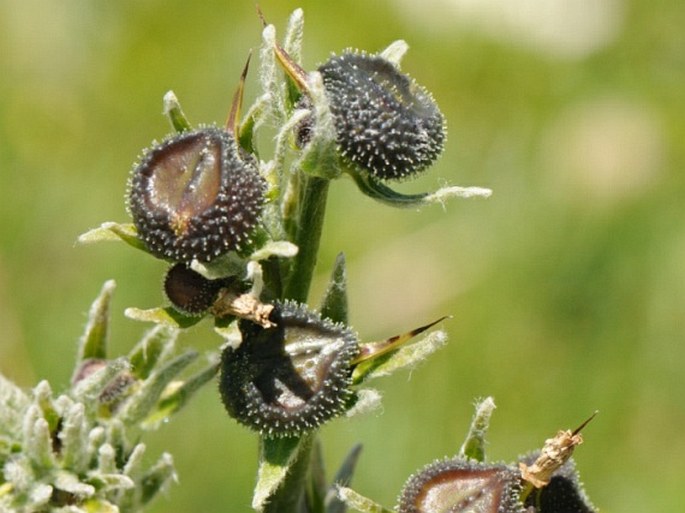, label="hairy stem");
[283,174,330,303]
[261,434,315,513]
